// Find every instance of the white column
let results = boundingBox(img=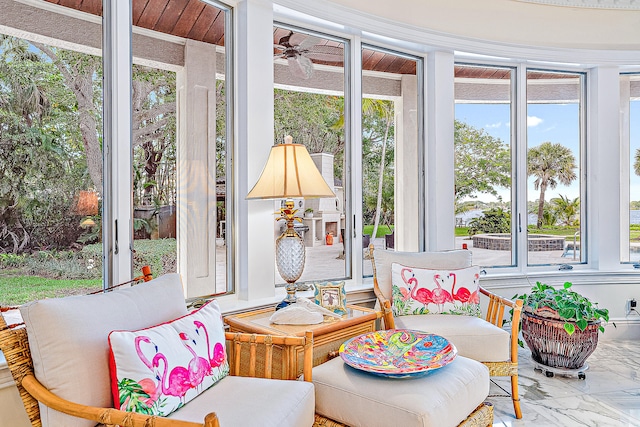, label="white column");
[396,75,419,251]
[588,66,621,270]
[236,0,276,300]
[425,51,455,251]
[102,1,133,286]
[176,40,218,298]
